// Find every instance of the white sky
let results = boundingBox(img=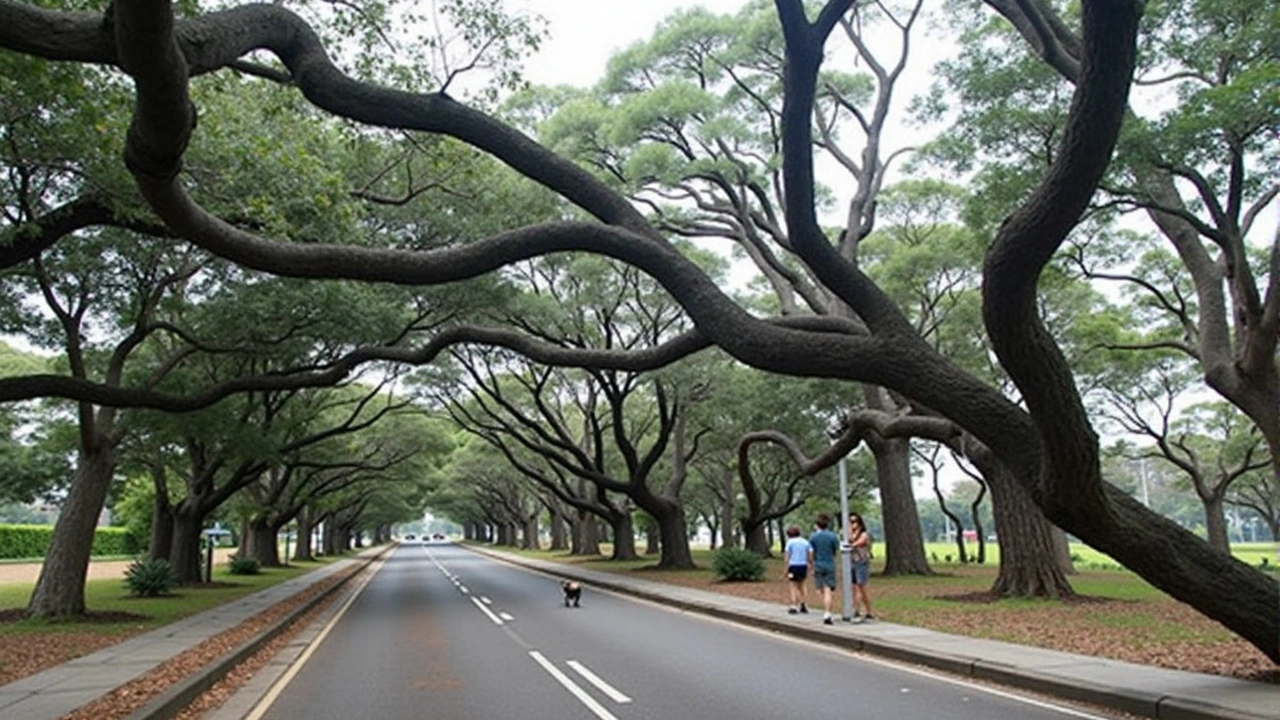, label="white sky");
[511,1,753,88]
